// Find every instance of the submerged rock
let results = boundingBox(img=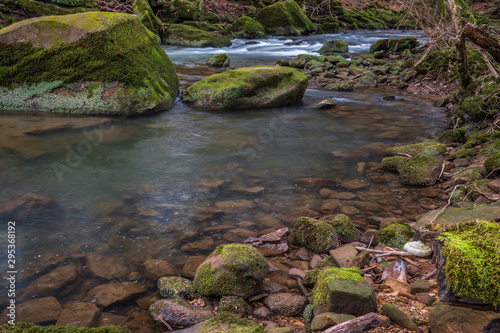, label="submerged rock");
[0,12,179,115]
[55,302,100,327]
[182,66,308,110]
[192,244,269,299]
[0,193,62,221]
[255,0,315,36]
[87,282,146,307]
